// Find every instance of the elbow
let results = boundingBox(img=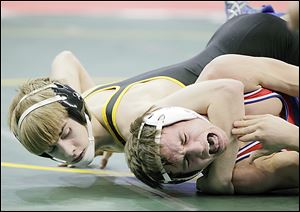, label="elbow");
[201,55,235,80]
[52,50,75,67]
[217,79,244,99]
[55,50,74,58]
[208,181,235,195]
